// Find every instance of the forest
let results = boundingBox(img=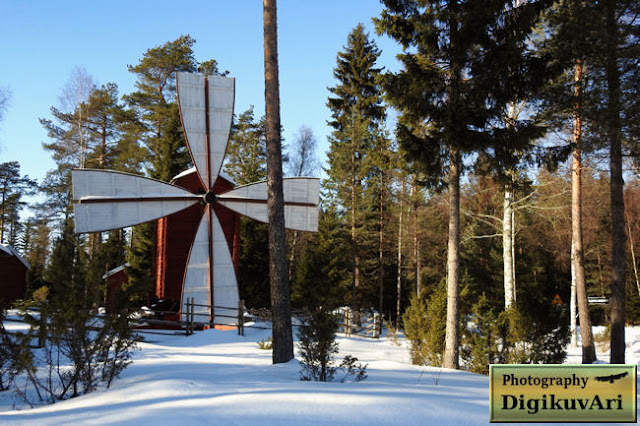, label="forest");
[1,0,640,375]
